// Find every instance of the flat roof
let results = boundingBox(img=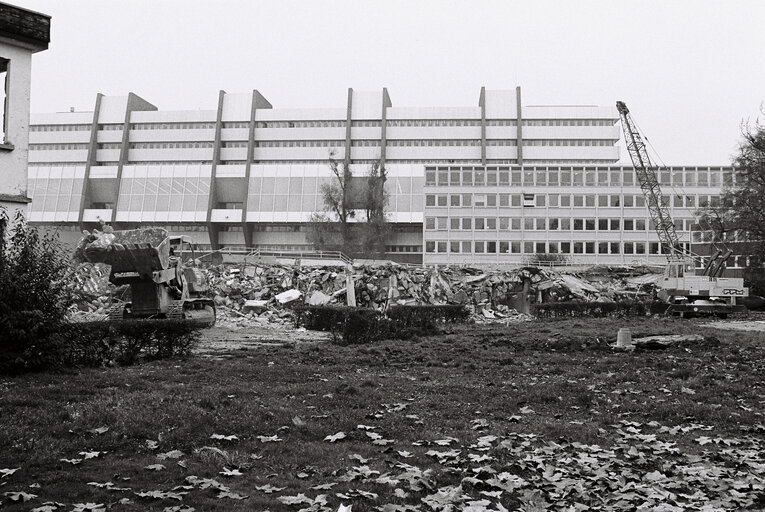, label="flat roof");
[0,1,50,52]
